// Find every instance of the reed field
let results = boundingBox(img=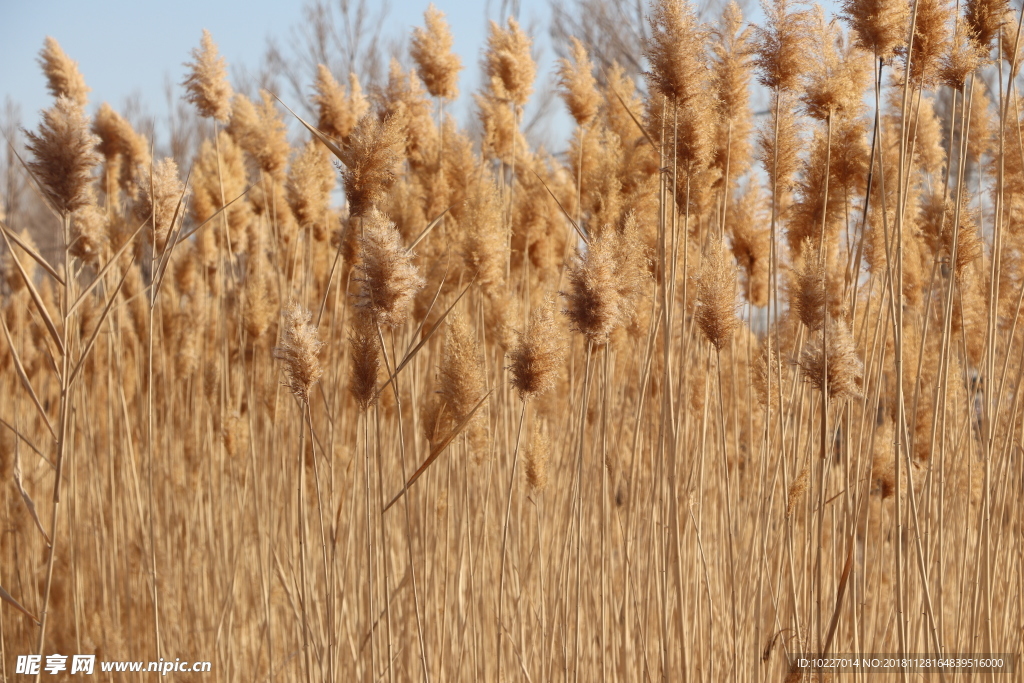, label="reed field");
[1,0,1023,679]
